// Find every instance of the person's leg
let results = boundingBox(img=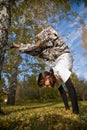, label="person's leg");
[58,84,70,110]
[65,78,79,114]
